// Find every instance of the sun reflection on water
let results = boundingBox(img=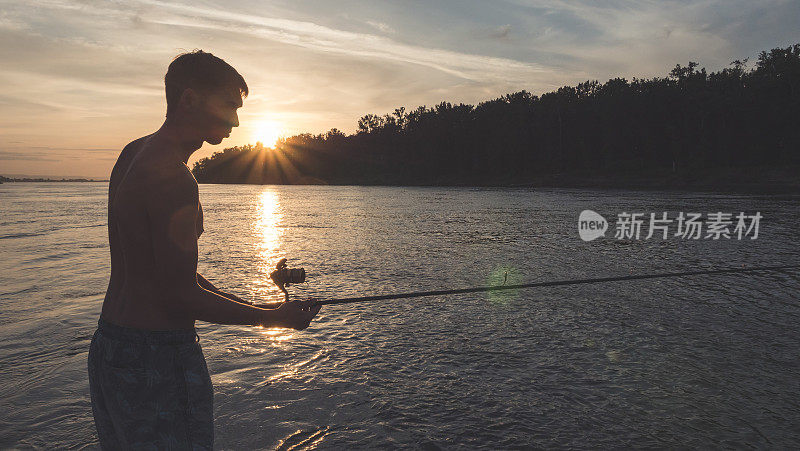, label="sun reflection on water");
[253,189,284,301]
[257,190,282,251]
[259,327,294,343]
